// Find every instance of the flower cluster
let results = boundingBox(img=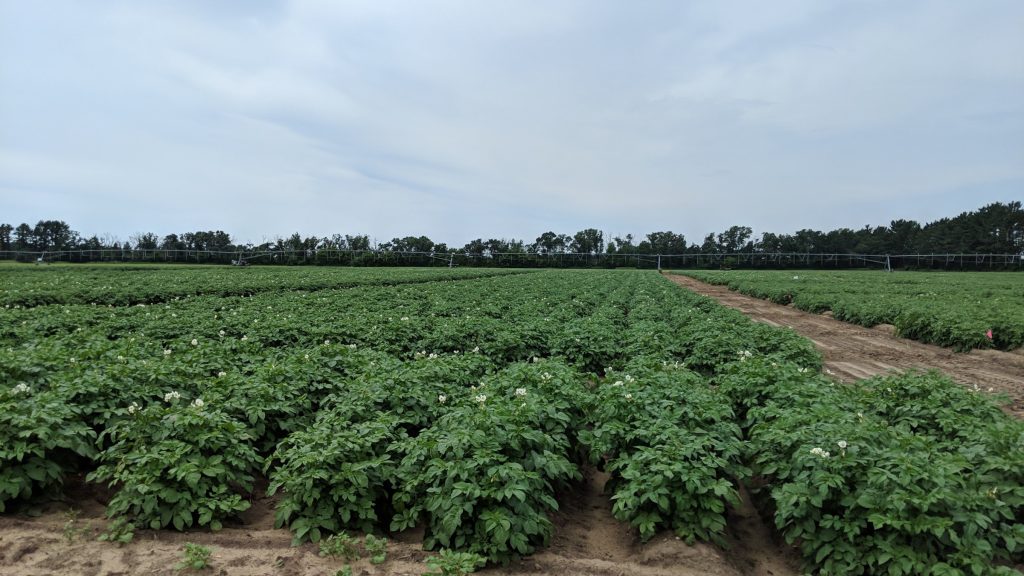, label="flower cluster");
[191,338,198,346]
[190,398,205,409]
[515,388,527,397]
[127,401,140,415]
[474,394,487,404]
[11,383,31,395]
[164,390,181,403]
[163,349,172,356]
[810,447,830,458]
[540,372,552,381]
[738,350,753,361]
[438,394,447,404]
